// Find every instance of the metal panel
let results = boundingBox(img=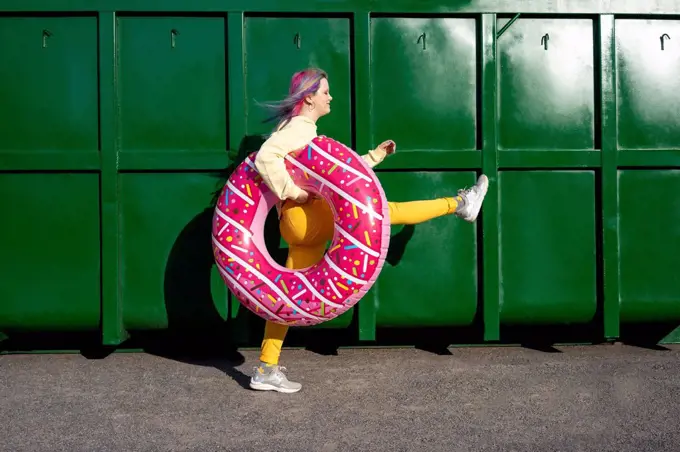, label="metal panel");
[0,173,100,331]
[616,19,680,149]
[619,170,680,322]
[0,16,98,153]
[375,171,478,327]
[120,173,228,330]
[370,17,478,151]
[498,170,598,325]
[243,16,352,144]
[116,16,227,165]
[497,17,596,150]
